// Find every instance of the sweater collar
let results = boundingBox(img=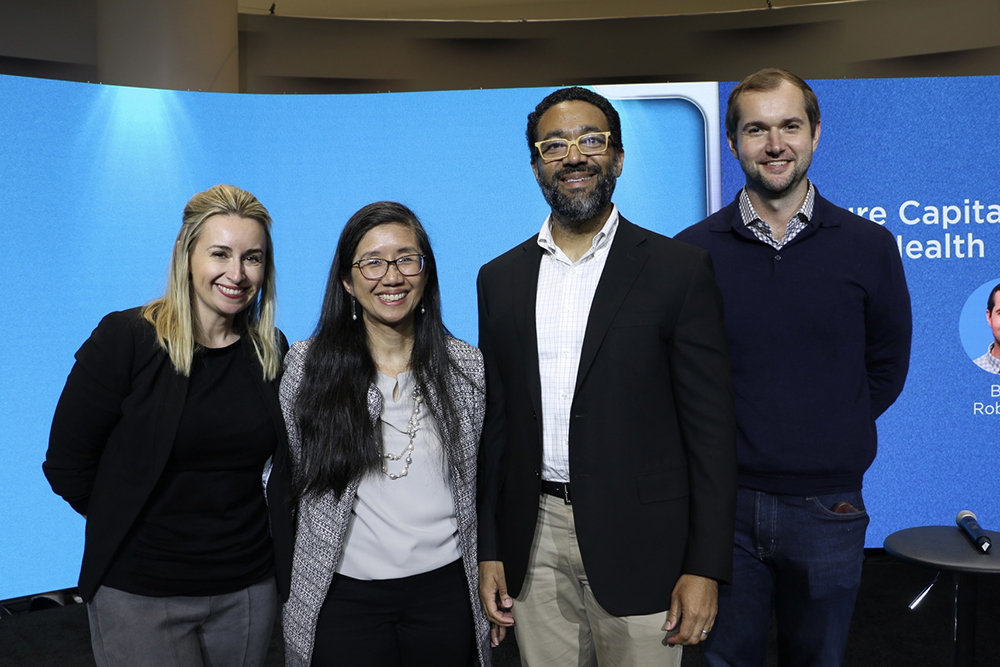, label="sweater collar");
[708,184,842,235]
